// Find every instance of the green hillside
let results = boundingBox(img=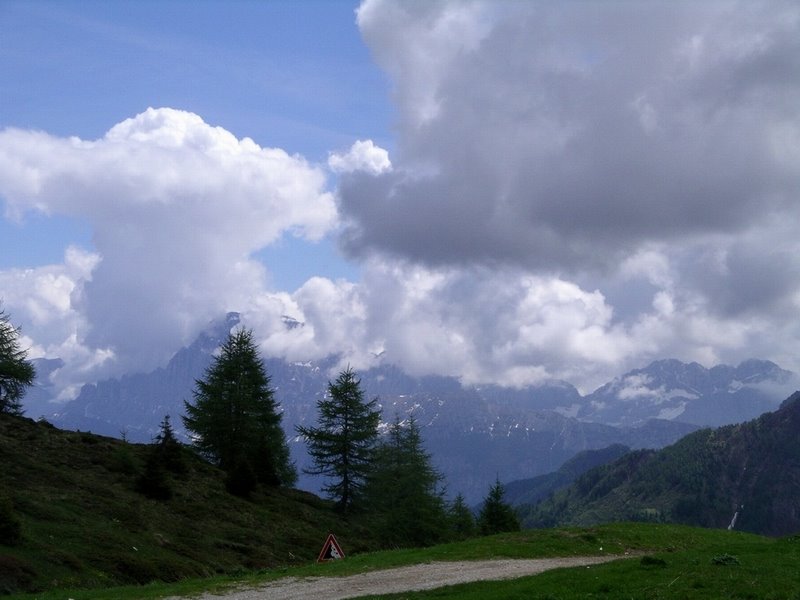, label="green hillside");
[504,443,631,506]
[0,413,374,595]
[521,392,800,535]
